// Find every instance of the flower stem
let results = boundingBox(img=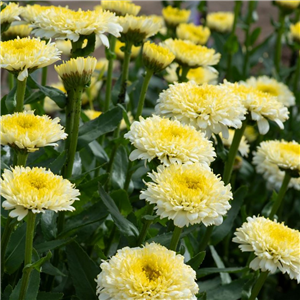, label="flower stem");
[137,204,154,246]
[179,66,190,83]
[199,225,214,251]
[16,151,28,166]
[15,77,27,112]
[135,69,153,120]
[169,226,182,251]
[104,36,117,112]
[41,66,48,86]
[18,211,36,300]
[8,72,14,90]
[248,271,269,300]
[118,41,133,104]
[223,119,248,185]
[269,171,291,219]
[274,11,285,76]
